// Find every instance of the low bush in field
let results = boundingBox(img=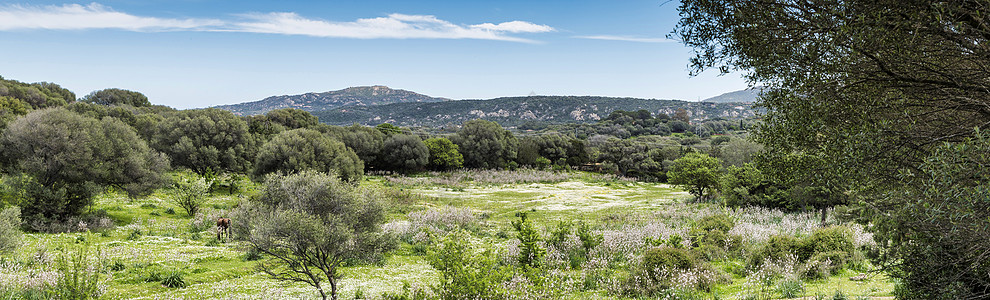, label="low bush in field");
[0,206,22,253]
[748,225,862,279]
[622,246,730,296]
